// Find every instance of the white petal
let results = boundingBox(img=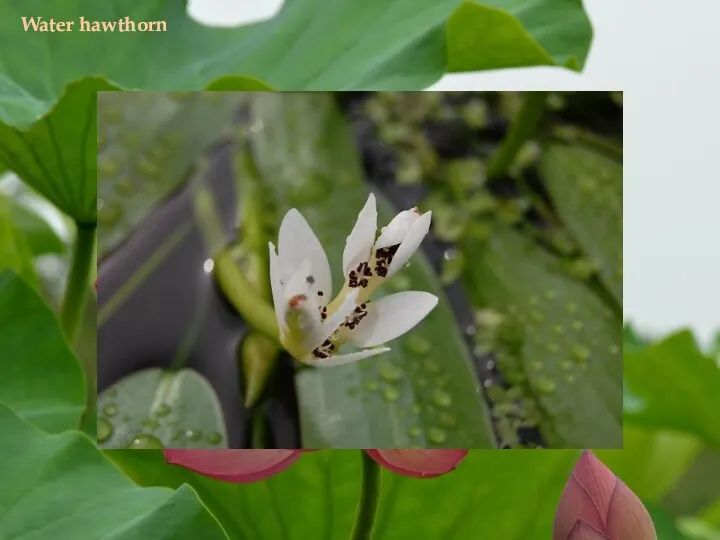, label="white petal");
[343,193,377,275]
[308,289,359,351]
[348,291,438,348]
[375,209,421,249]
[386,211,431,277]
[278,208,332,299]
[268,242,285,338]
[303,347,391,367]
